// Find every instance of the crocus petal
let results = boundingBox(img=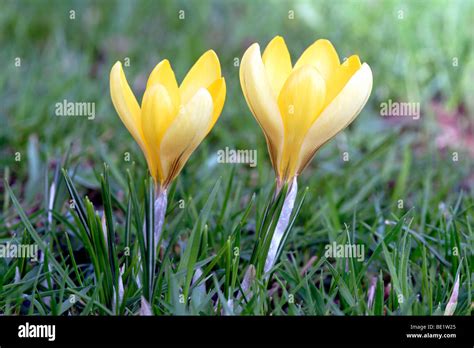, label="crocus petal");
[179,50,221,104]
[141,84,177,181]
[110,61,157,180]
[159,88,213,186]
[262,36,293,98]
[206,77,226,132]
[240,43,284,172]
[278,66,326,180]
[110,61,142,141]
[325,55,362,106]
[296,63,373,174]
[146,59,180,113]
[294,39,340,82]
